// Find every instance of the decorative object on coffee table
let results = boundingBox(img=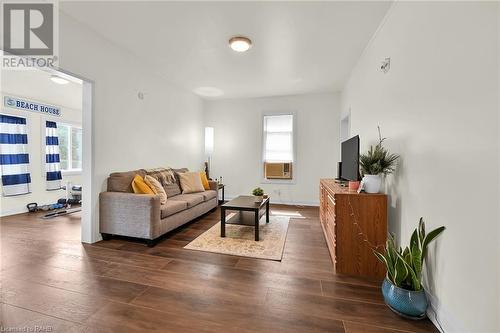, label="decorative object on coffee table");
[220,195,269,241]
[359,126,399,193]
[374,218,445,319]
[252,187,264,202]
